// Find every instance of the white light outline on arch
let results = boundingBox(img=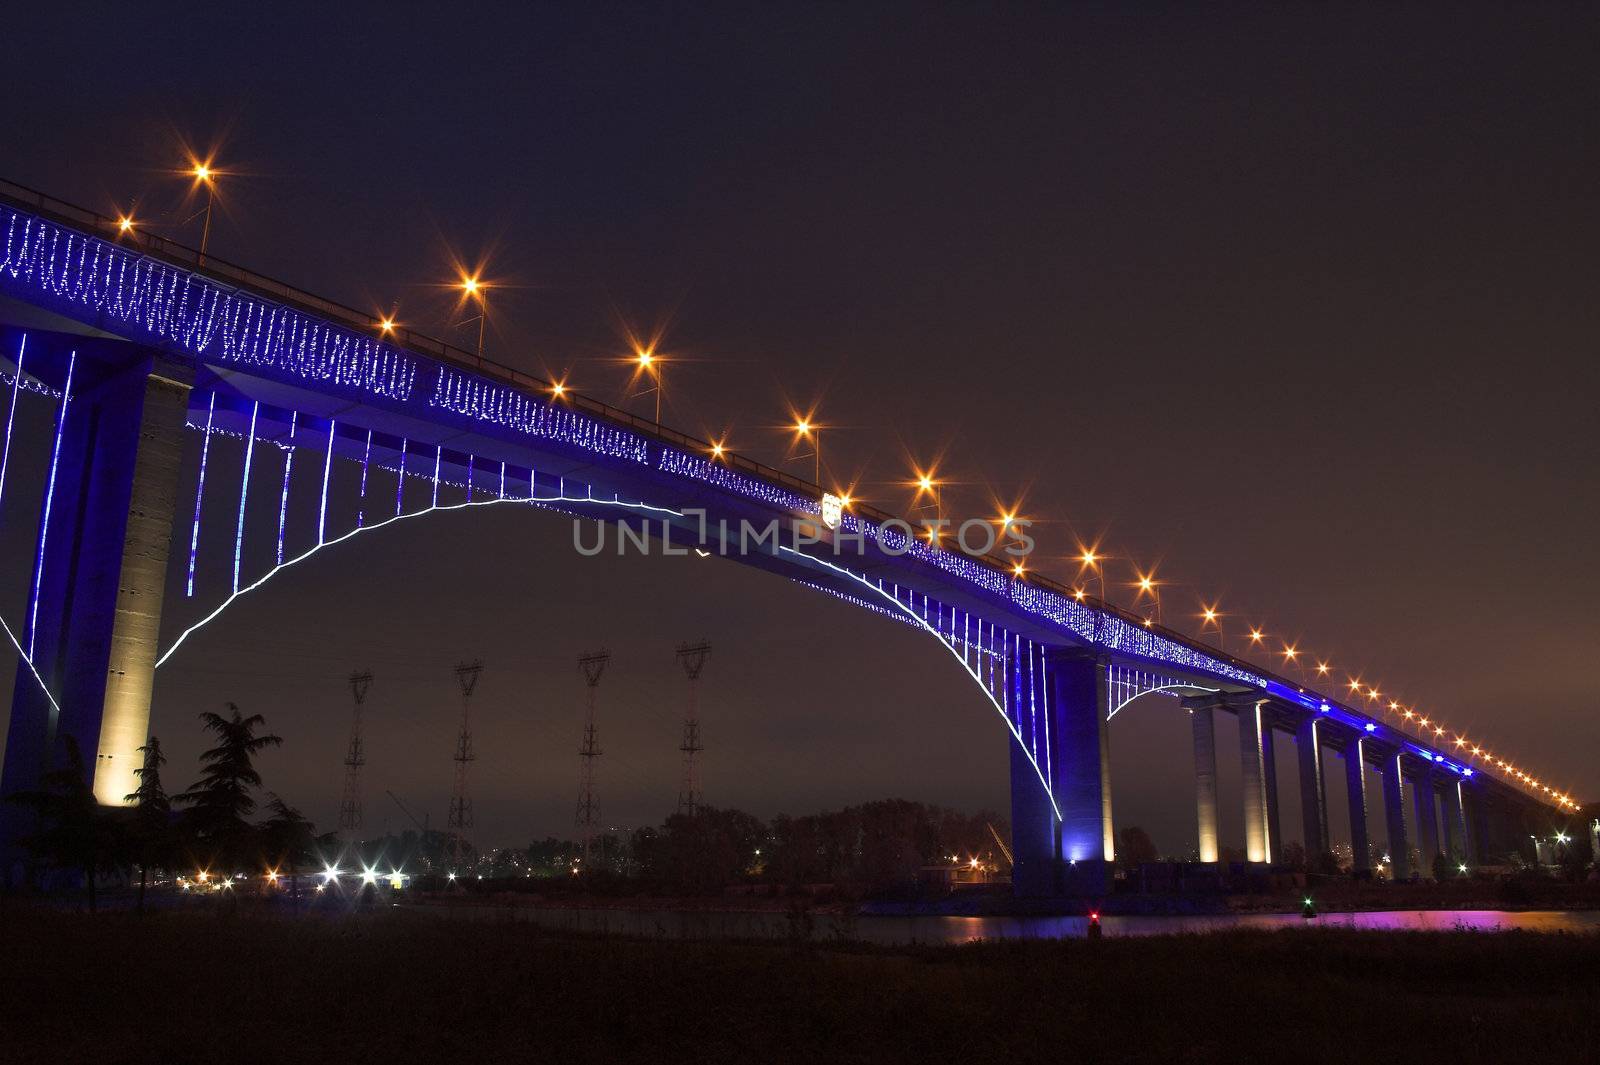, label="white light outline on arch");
[155,487,684,669]
[151,483,1063,820]
[775,543,1064,822]
[1107,683,1218,722]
